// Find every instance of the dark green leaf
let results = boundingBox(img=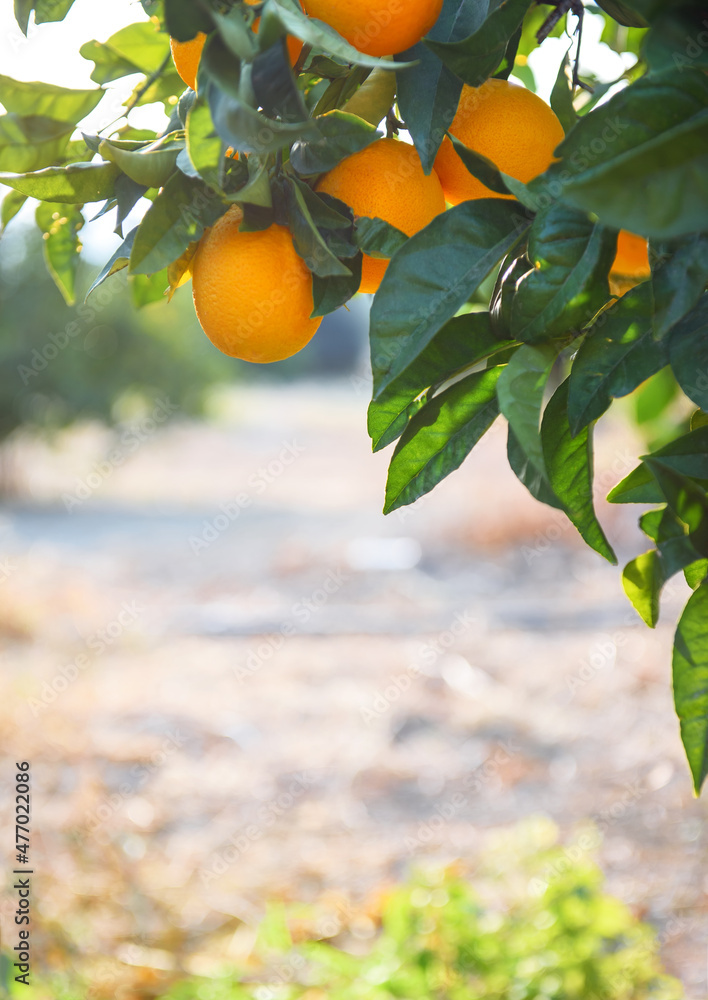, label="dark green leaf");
[623,550,663,627]
[673,581,708,794]
[164,0,213,41]
[497,342,558,475]
[354,216,408,259]
[550,51,577,134]
[284,176,353,277]
[368,311,513,452]
[446,133,510,196]
[541,377,617,563]
[645,459,708,555]
[424,0,534,88]
[0,160,120,203]
[0,75,102,123]
[86,228,136,301]
[594,0,649,27]
[383,366,502,513]
[370,199,531,396]
[507,425,563,510]
[651,234,708,340]
[669,294,708,410]
[510,203,615,346]
[568,283,669,435]
[395,0,488,172]
[643,5,708,73]
[311,258,362,318]
[35,202,84,305]
[609,426,708,504]
[207,80,319,155]
[290,111,380,176]
[549,69,708,239]
[129,172,223,275]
